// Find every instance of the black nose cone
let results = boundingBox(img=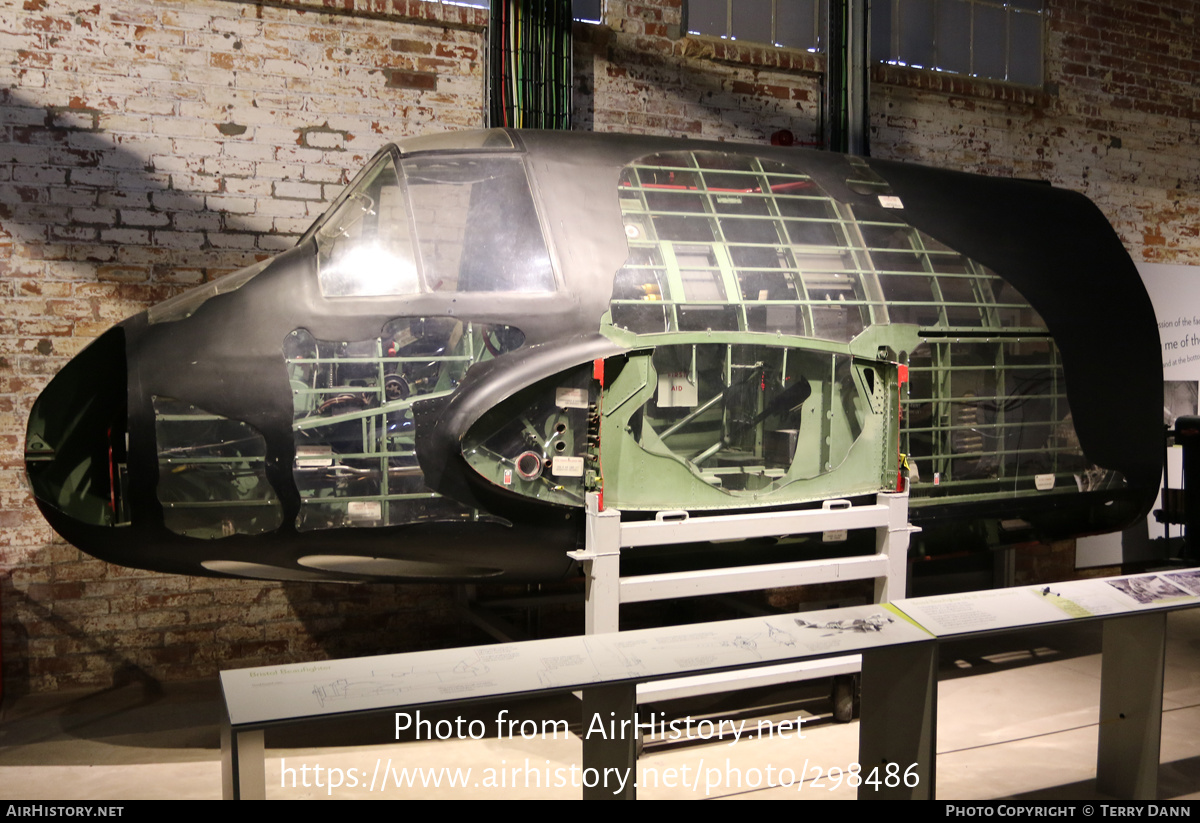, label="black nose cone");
[25,327,129,528]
